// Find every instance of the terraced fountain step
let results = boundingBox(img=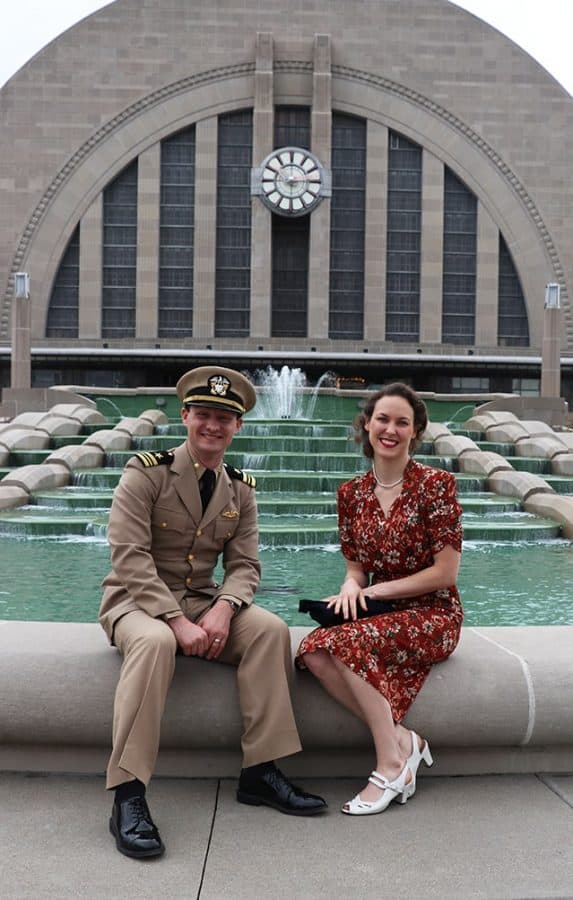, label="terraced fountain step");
[68,468,488,493]
[0,508,560,543]
[159,421,352,438]
[134,434,358,454]
[543,476,573,495]
[503,457,552,475]
[33,489,114,509]
[9,450,53,466]
[462,517,561,541]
